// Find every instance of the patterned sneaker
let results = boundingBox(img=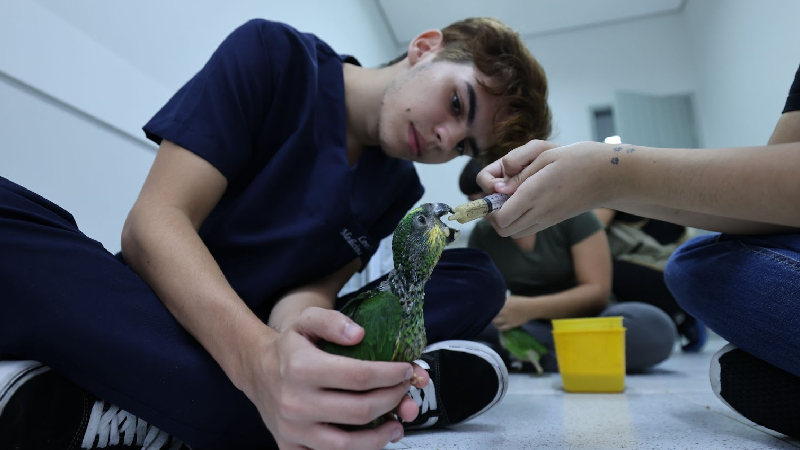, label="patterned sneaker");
[404,340,508,430]
[710,344,800,437]
[0,360,188,449]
